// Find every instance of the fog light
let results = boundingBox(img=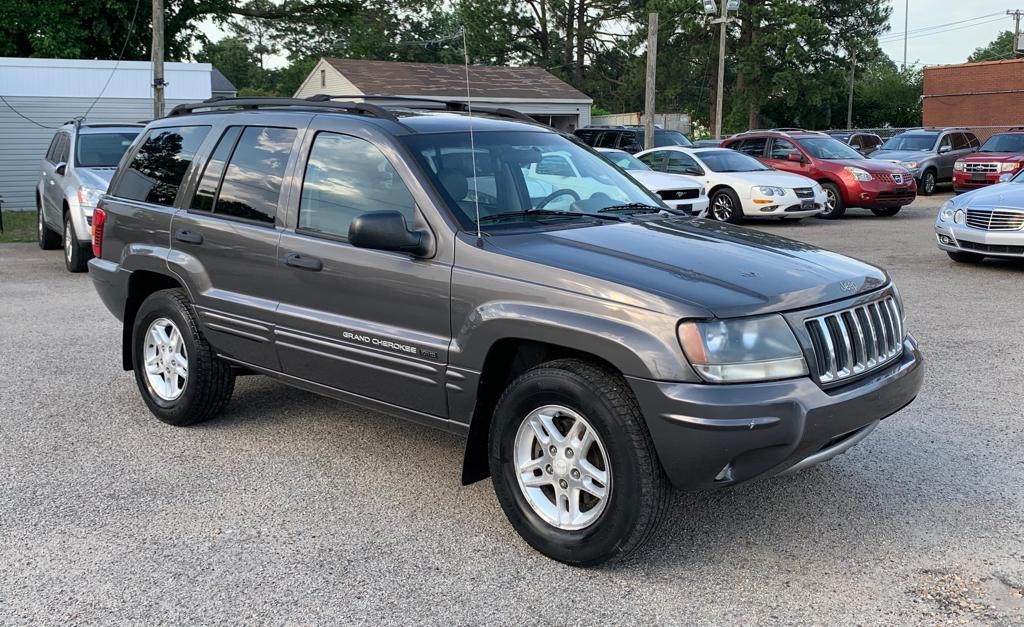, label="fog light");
[759,205,779,213]
[939,235,954,245]
[860,193,871,200]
